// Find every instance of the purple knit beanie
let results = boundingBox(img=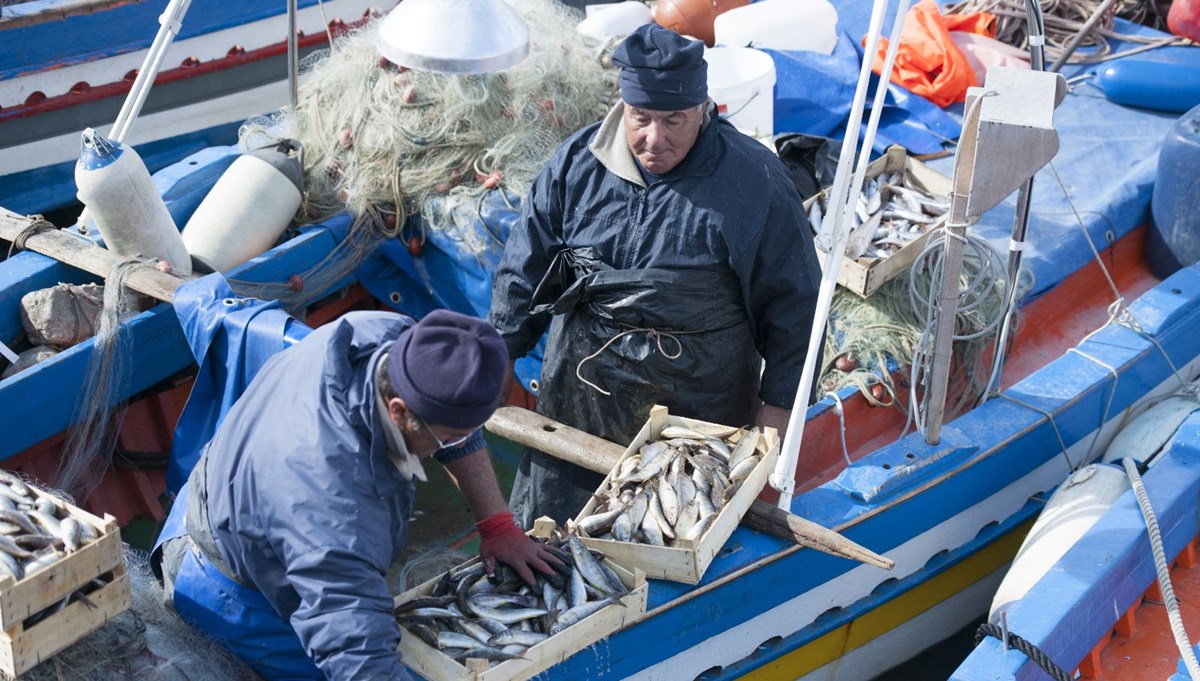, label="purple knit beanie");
[387,310,507,429]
